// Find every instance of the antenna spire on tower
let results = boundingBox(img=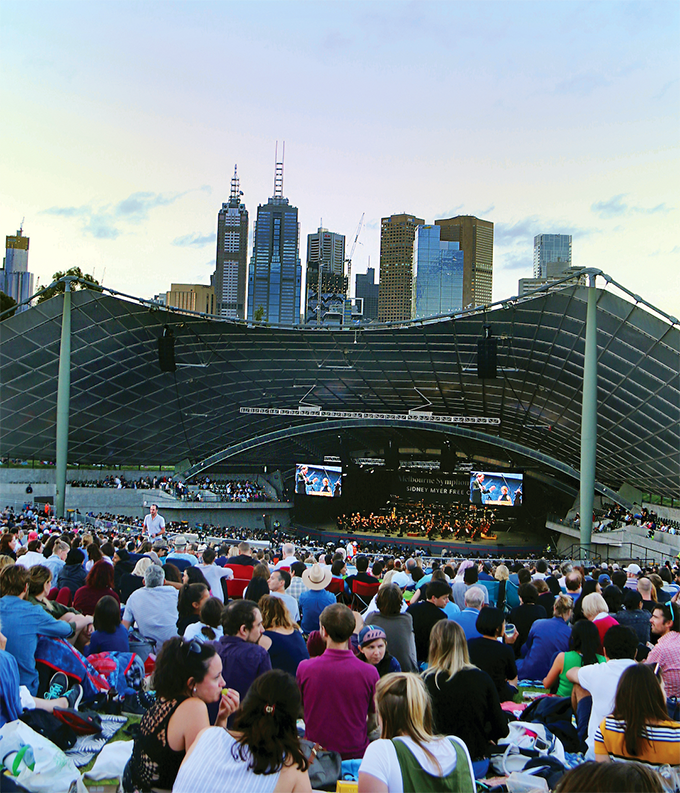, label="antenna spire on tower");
[273,141,285,199]
[230,165,240,203]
